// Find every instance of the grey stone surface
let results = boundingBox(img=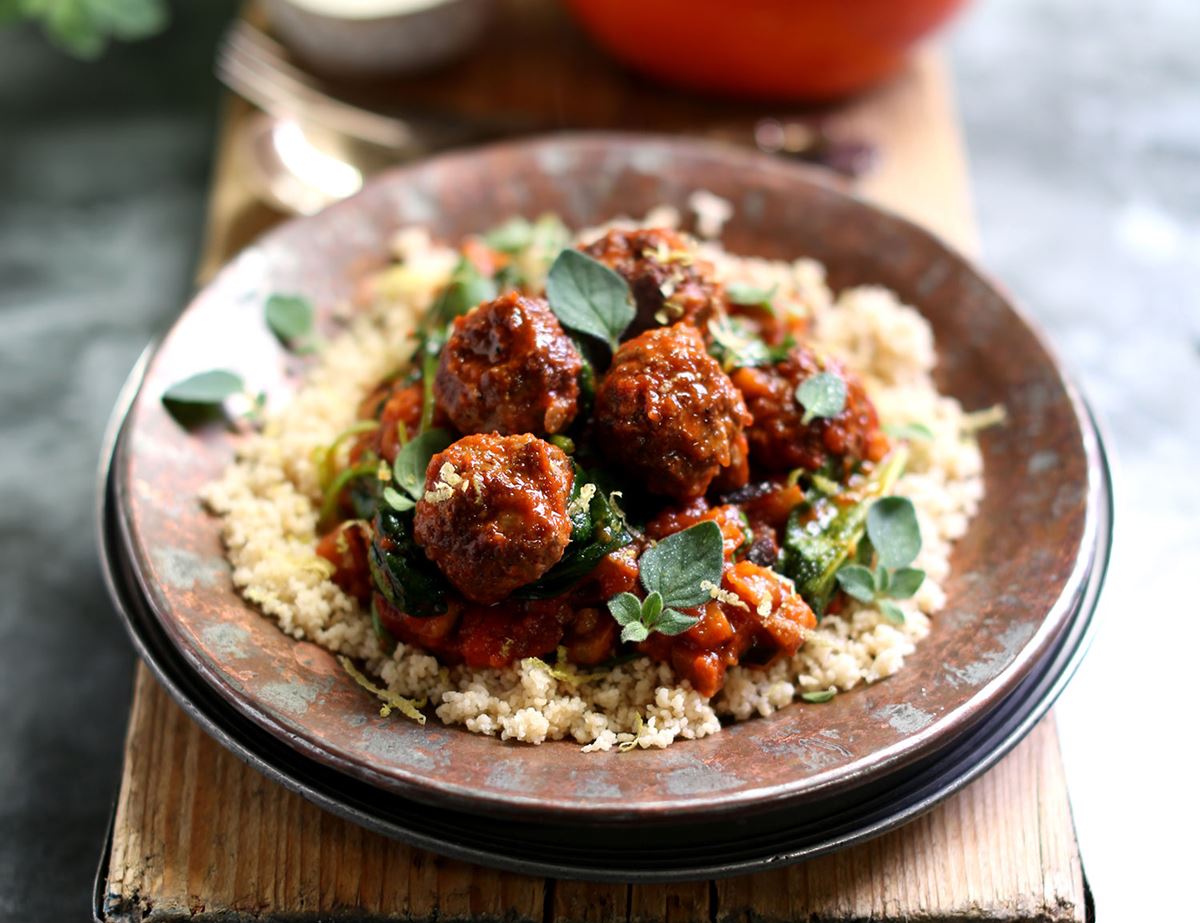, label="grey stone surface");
[0,5,235,919]
[950,3,1197,918]
[0,0,1193,917]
